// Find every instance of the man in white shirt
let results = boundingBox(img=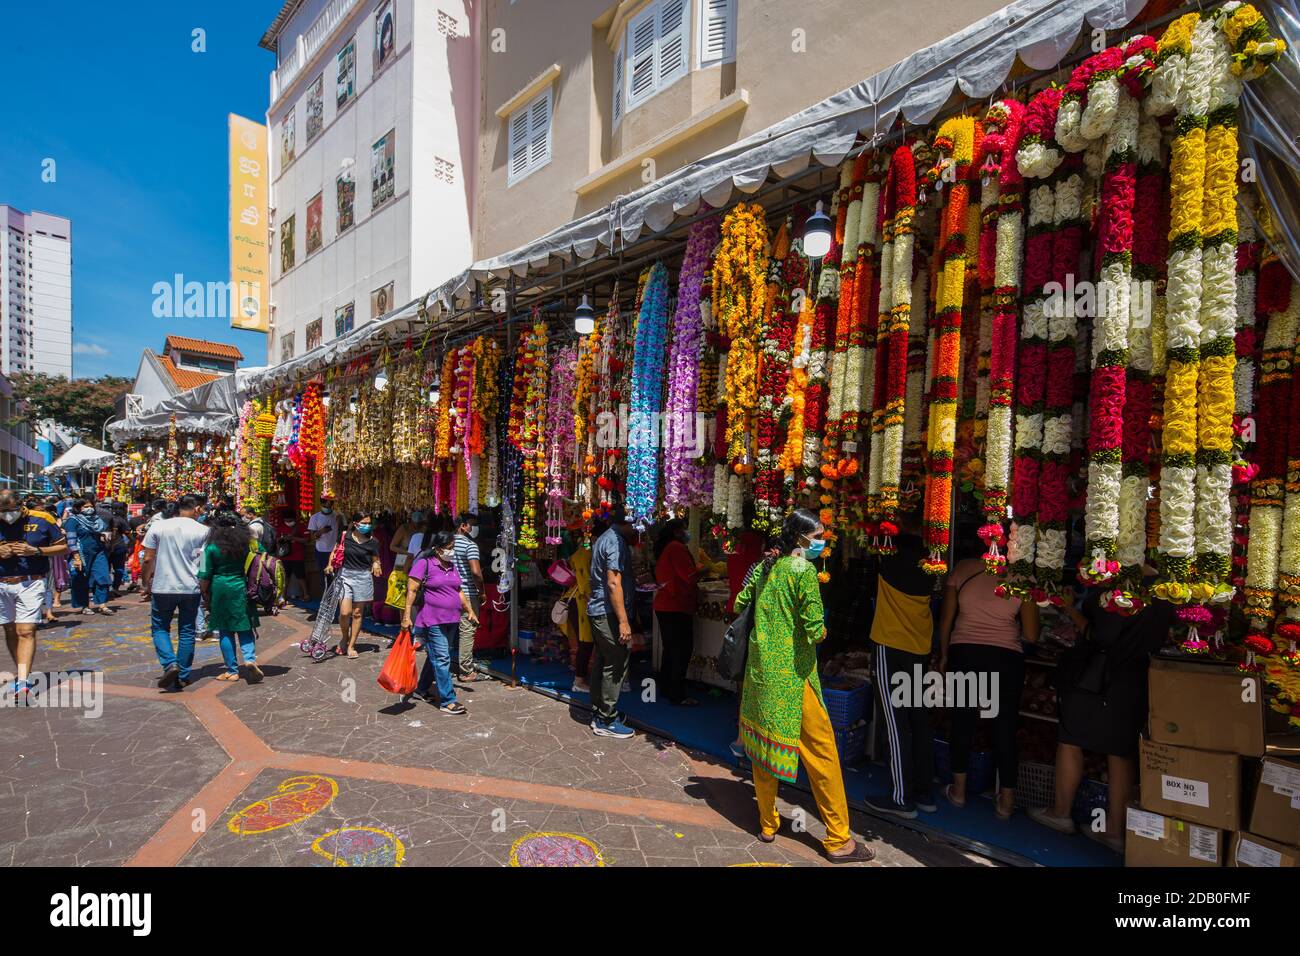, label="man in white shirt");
[141,495,209,690]
[306,497,340,619]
